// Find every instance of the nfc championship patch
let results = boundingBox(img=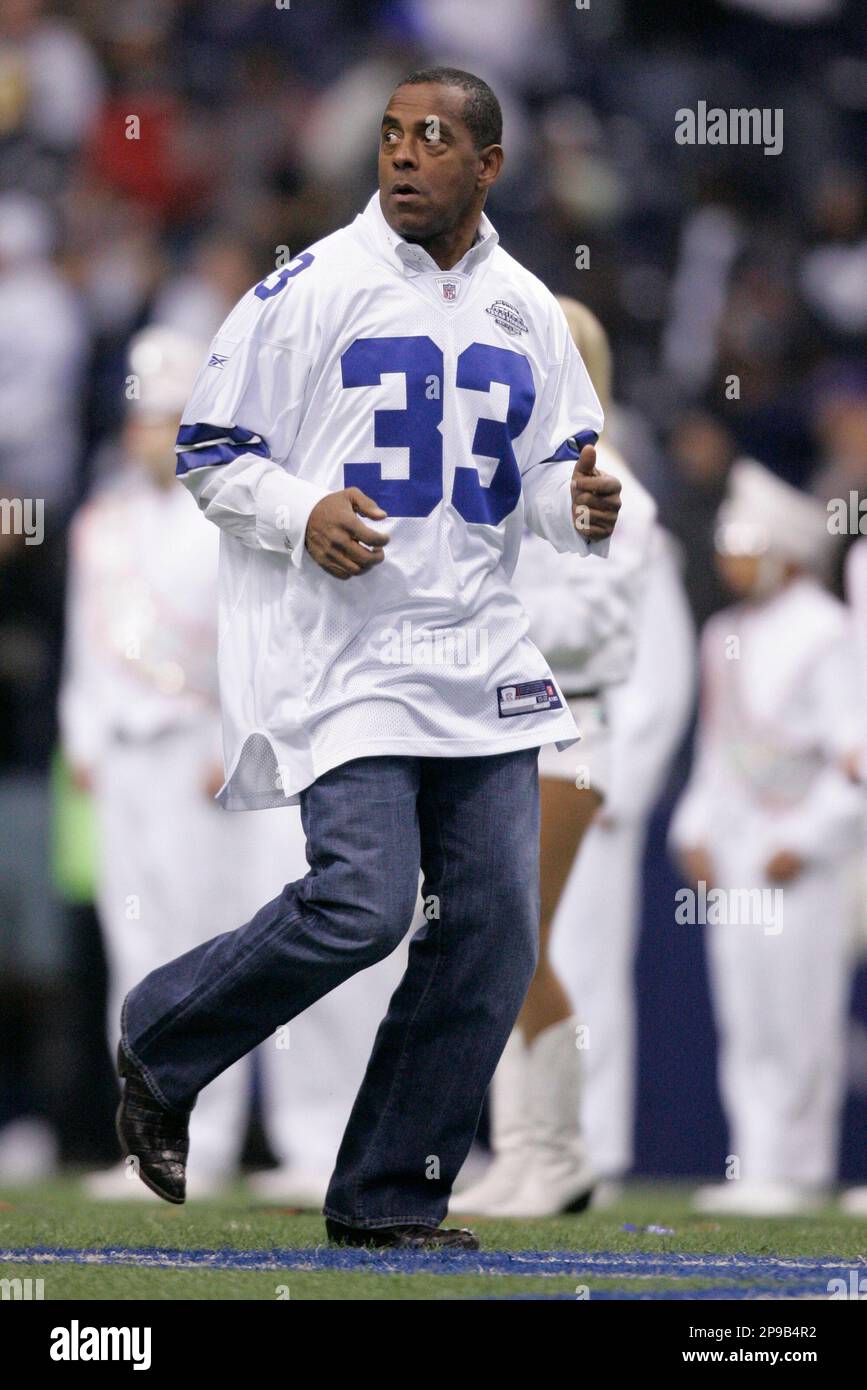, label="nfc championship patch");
[497,679,564,718]
[485,299,529,337]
